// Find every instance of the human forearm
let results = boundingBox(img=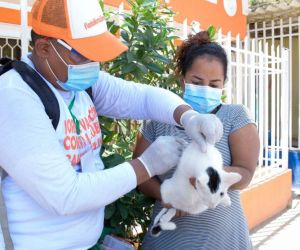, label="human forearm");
[5,153,137,215]
[227,123,259,190]
[138,177,162,200]
[174,105,192,125]
[224,165,255,190]
[134,134,163,200]
[130,159,151,186]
